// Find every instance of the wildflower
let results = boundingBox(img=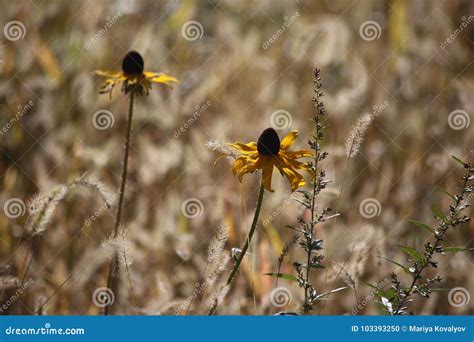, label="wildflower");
[94,51,178,314]
[94,51,179,98]
[221,128,313,192]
